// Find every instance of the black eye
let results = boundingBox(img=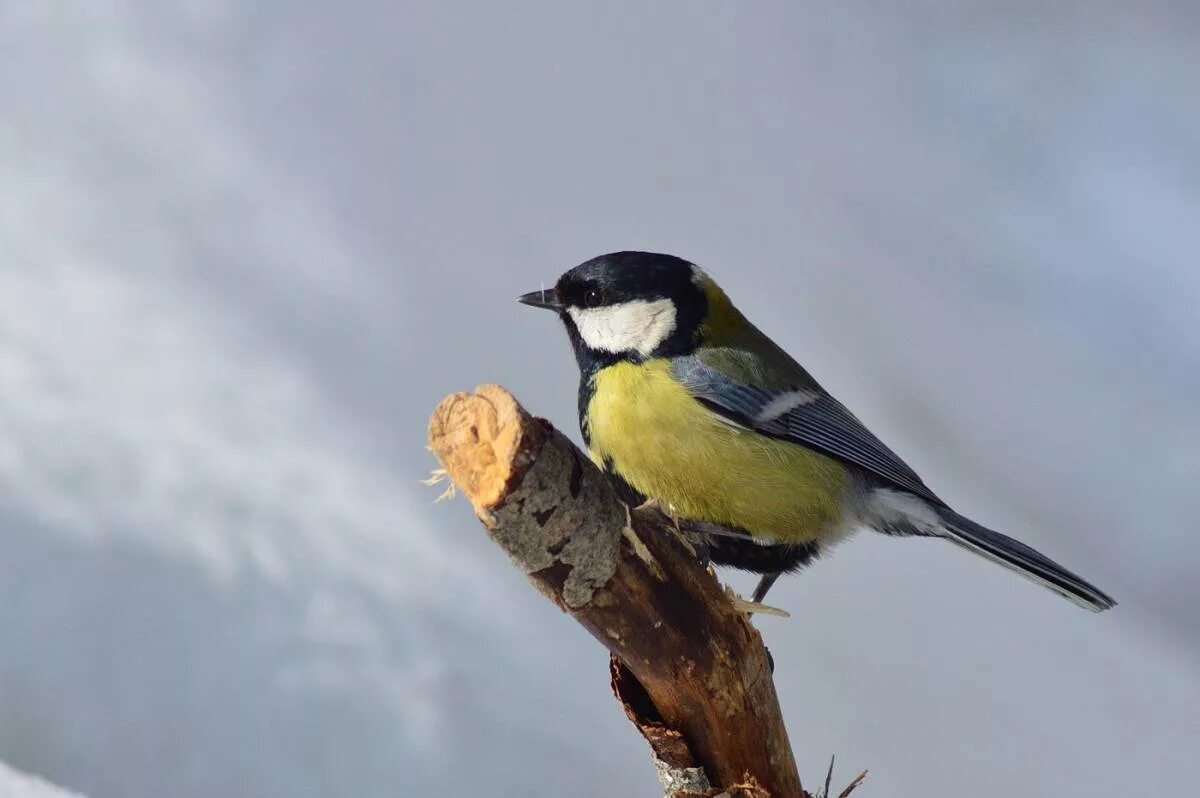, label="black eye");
[584,288,604,307]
